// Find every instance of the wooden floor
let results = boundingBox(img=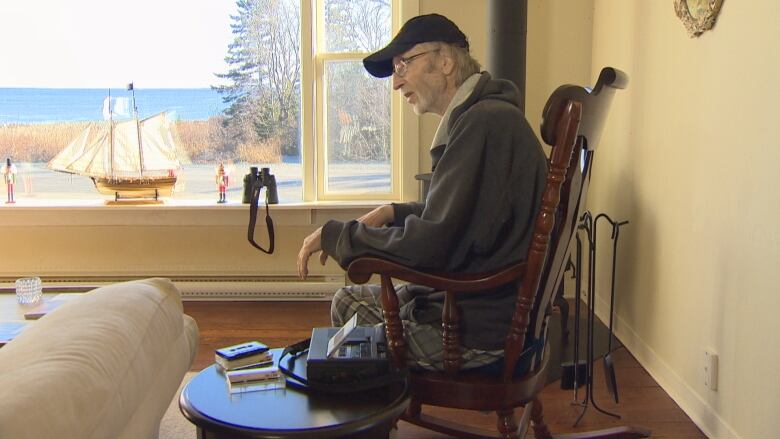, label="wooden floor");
[183,301,705,438]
